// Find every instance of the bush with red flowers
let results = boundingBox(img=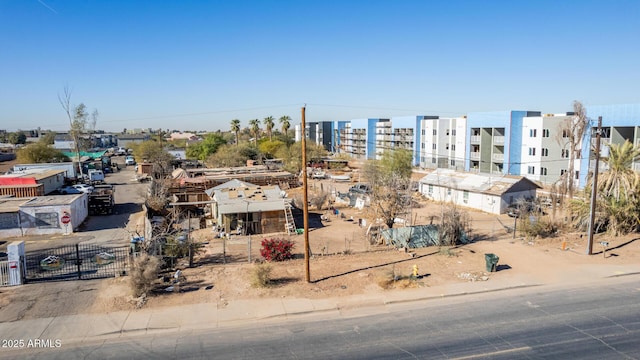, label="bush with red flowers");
[260,238,295,262]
